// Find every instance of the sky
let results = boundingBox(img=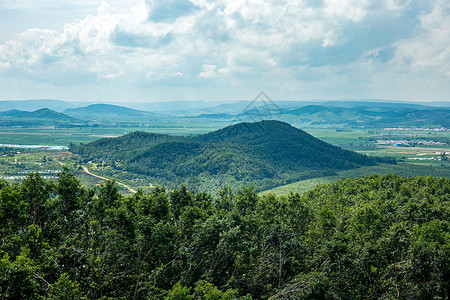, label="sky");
[0,0,449,102]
